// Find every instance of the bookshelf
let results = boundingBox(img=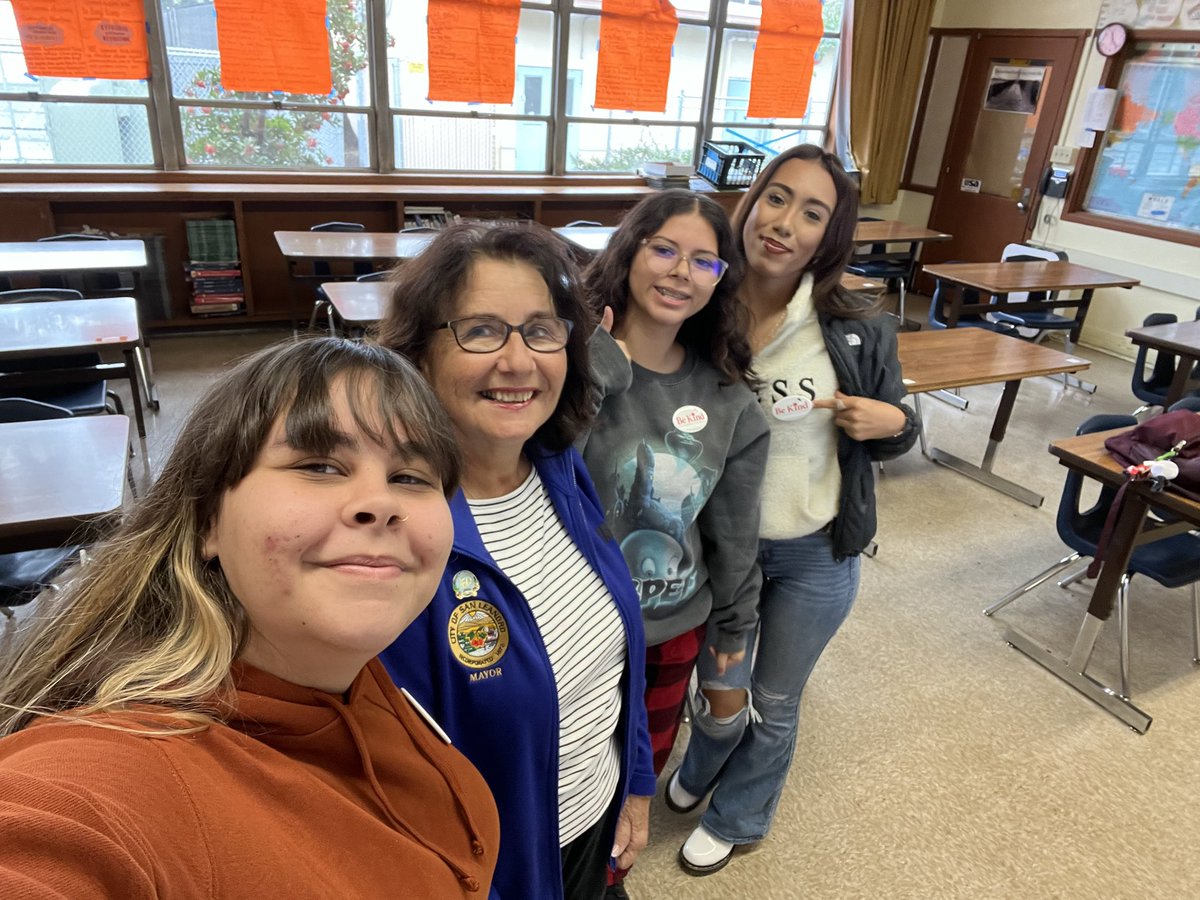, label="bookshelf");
[0,181,742,331]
